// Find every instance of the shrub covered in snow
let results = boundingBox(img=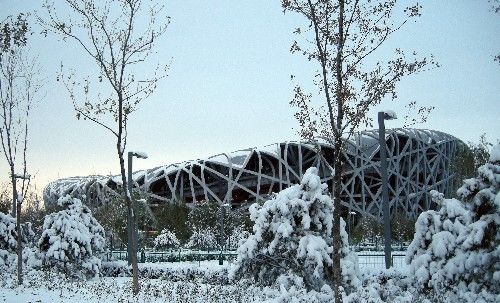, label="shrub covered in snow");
[230,167,359,291]
[154,228,180,250]
[227,226,250,249]
[0,212,17,269]
[0,212,39,270]
[101,260,229,283]
[185,229,217,251]
[406,144,500,295]
[38,196,105,278]
[344,267,499,303]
